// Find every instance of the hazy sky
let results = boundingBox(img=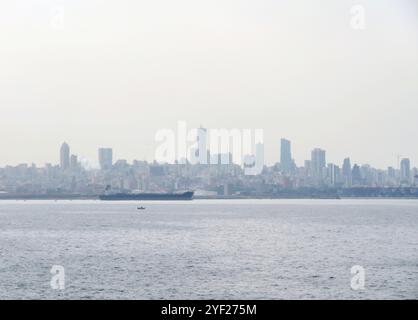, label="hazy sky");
[0,0,417,168]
